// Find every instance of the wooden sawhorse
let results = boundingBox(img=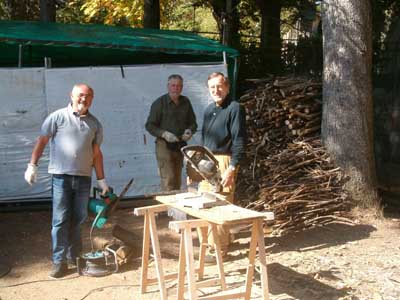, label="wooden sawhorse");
[169,219,227,300]
[134,204,227,300]
[169,218,269,300]
[134,202,270,300]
